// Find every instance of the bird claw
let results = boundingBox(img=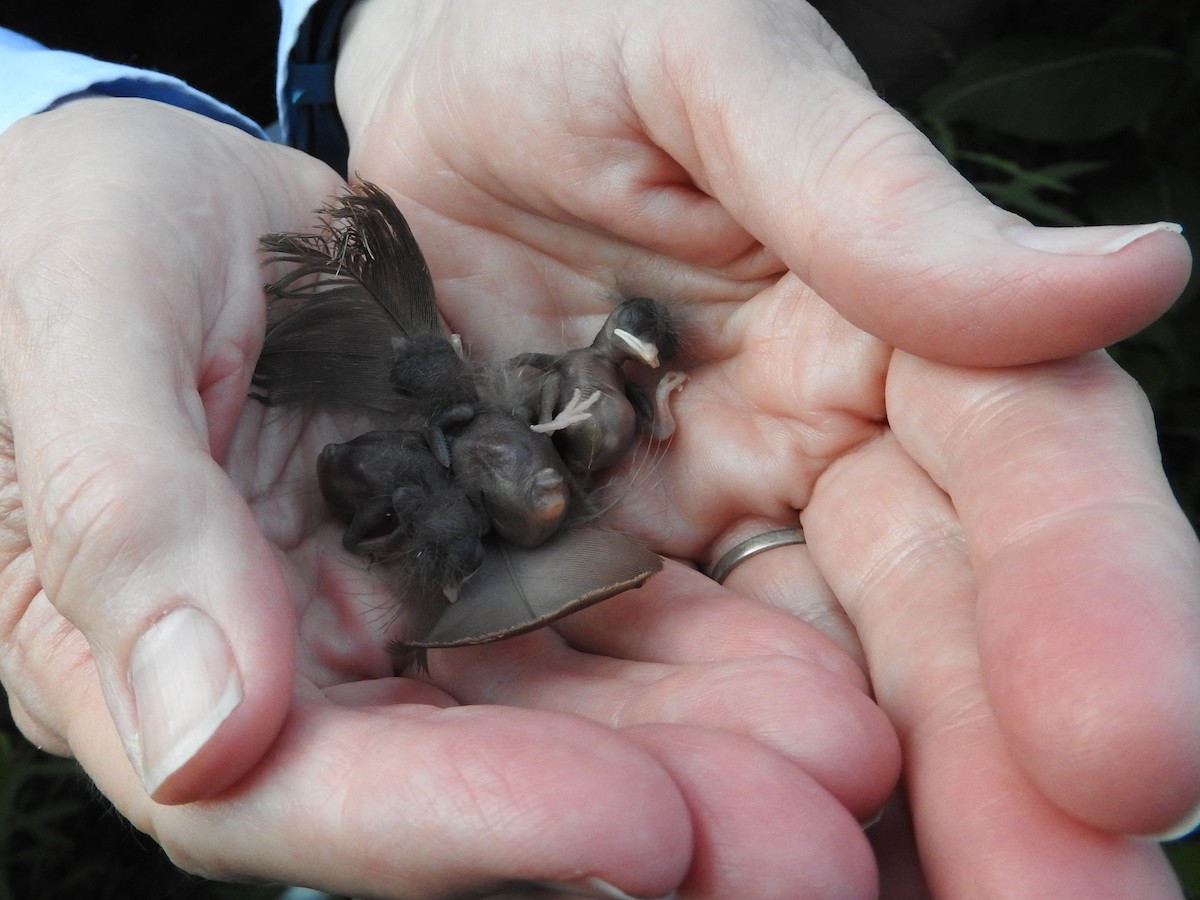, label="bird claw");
[530,388,602,434]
